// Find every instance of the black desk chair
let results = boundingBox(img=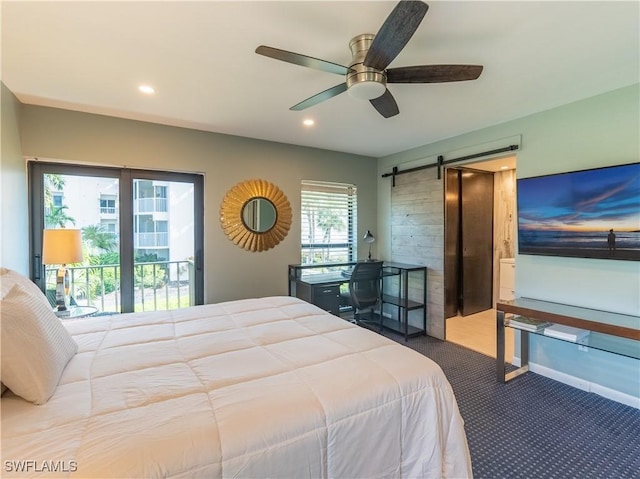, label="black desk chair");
[340,261,383,329]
